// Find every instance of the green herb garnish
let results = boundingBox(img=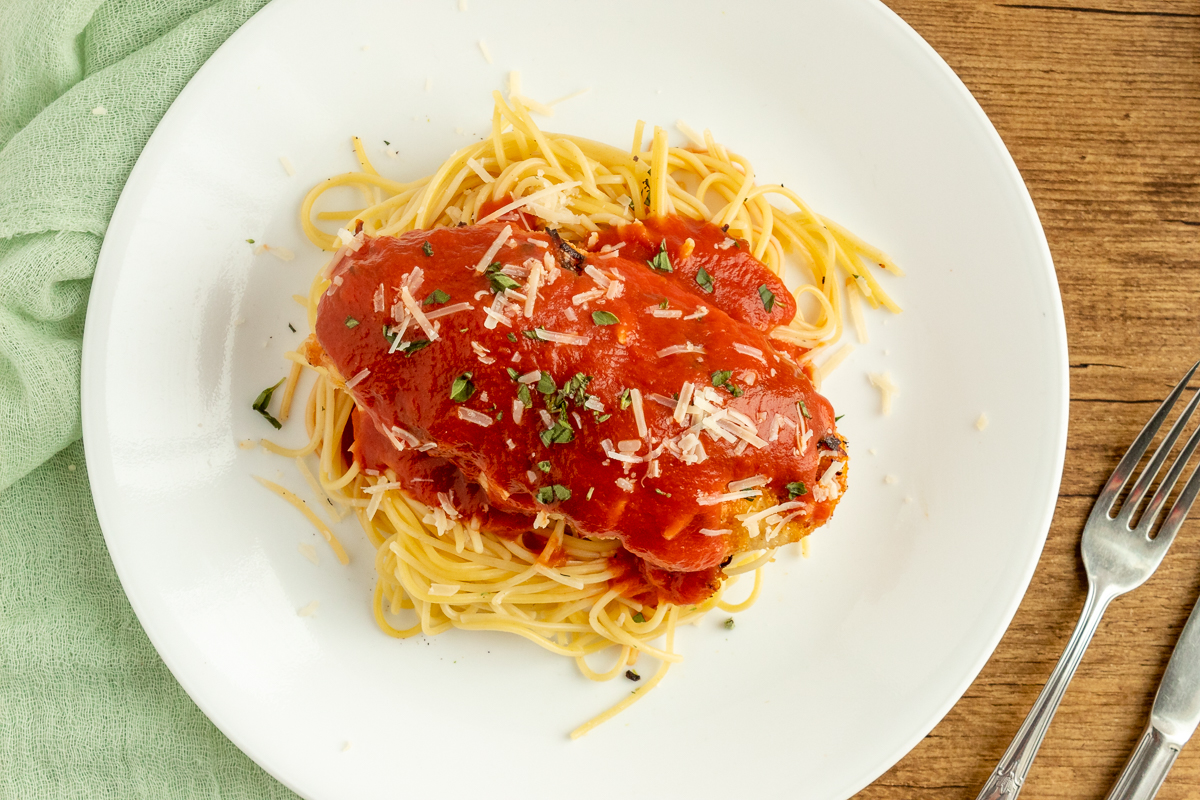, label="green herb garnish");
[758,284,776,312]
[632,612,645,624]
[711,369,742,396]
[658,298,669,310]
[507,332,517,342]
[540,420,574,446]
[517,384,532,406]
[450,372,475,403]
[522,329,542,341]
[344,316,360,329]
[695,266,714,294]
[798,399,812,420]
[537,460,552,473]
[402,339,432,357]
[536,372,556,395]
[647,239,672,273]
[786,482,808,498]
[489,272,522,292]
[506,367,519,381]
[423,288,450,306]
[619,389,632,410]
[535,484,572,503]
[724,618,735,630]
[252,378,285,429]
[591,310,620,326]
[421,241,434,257]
